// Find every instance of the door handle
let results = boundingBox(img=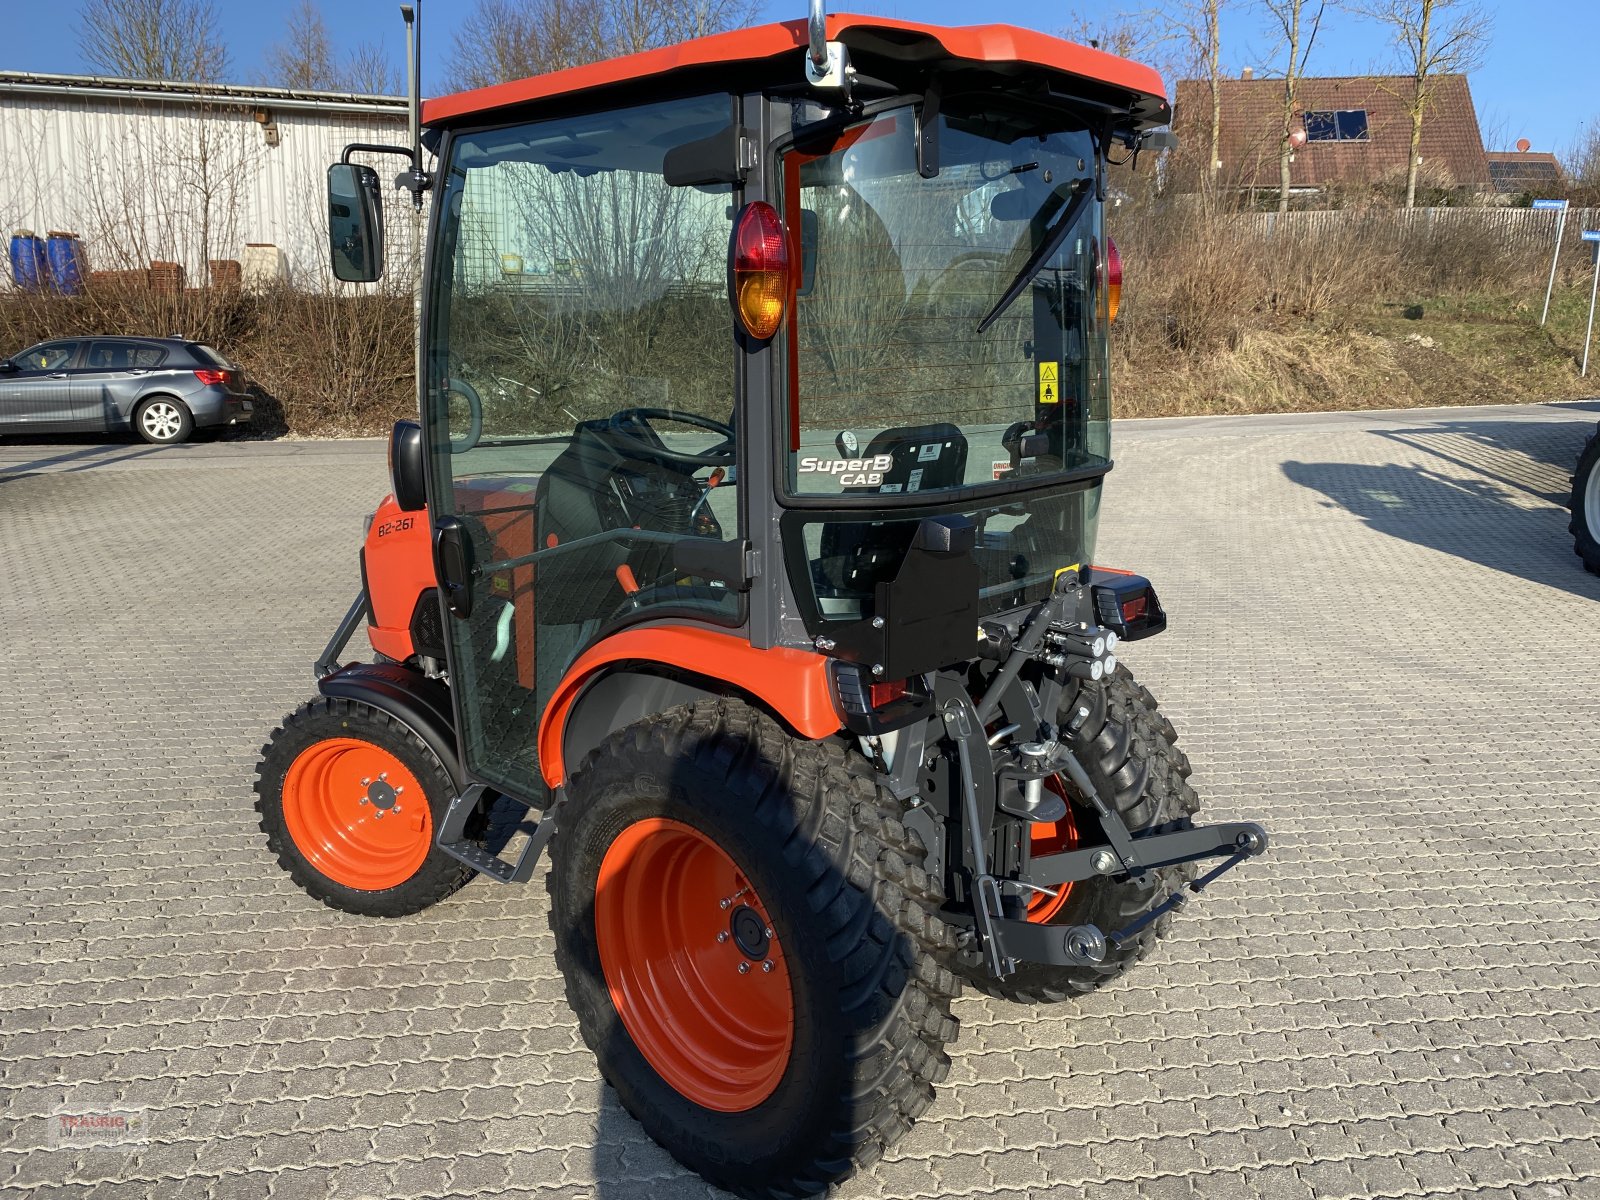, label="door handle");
[433,516,476,619]
[47,372,67,379]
